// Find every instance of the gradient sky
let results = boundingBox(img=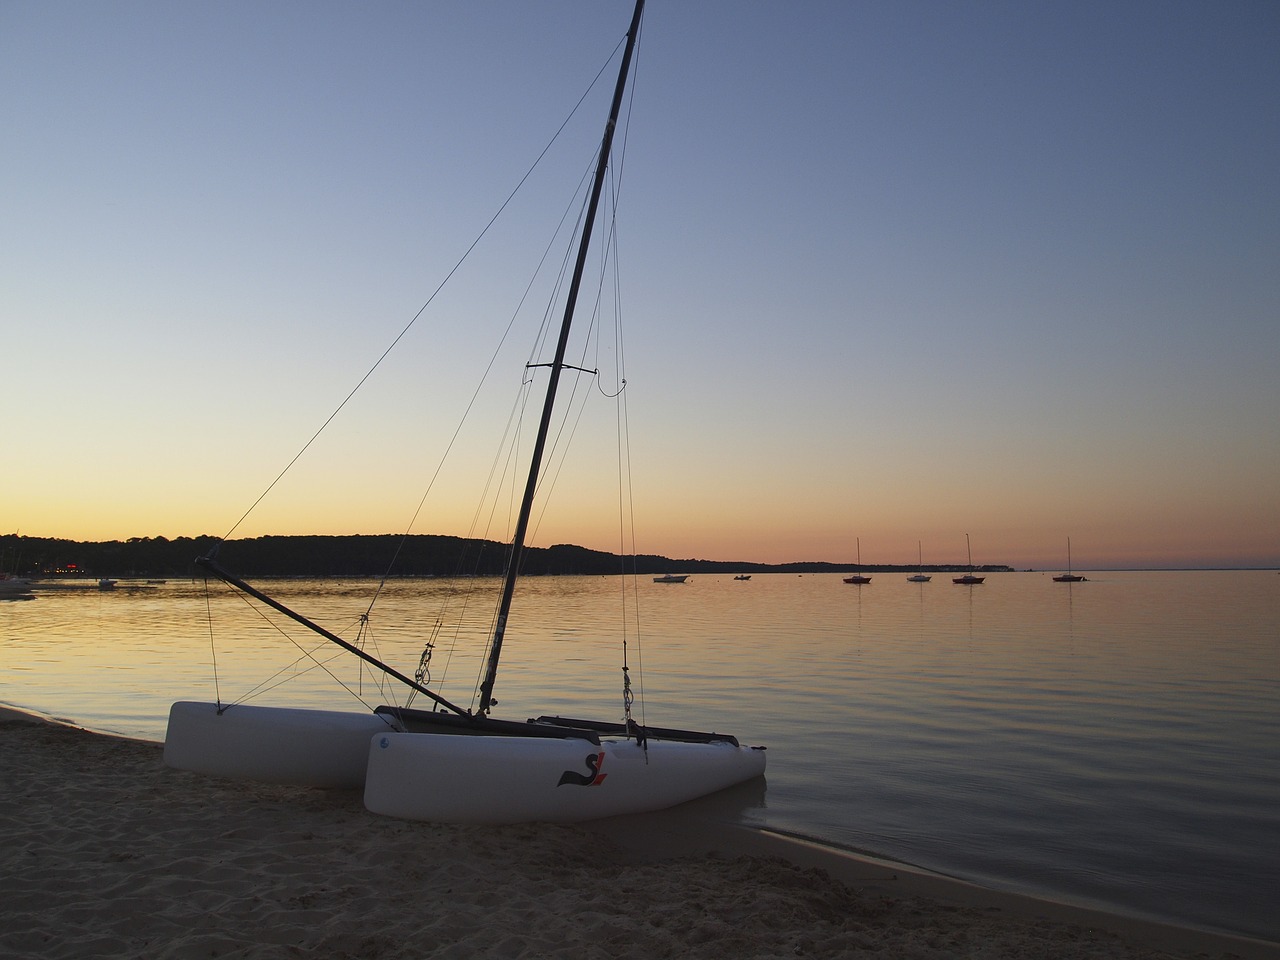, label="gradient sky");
[4,1,1278,570]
